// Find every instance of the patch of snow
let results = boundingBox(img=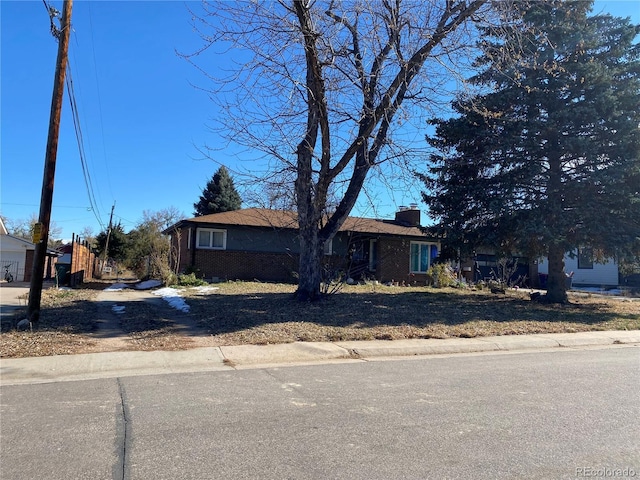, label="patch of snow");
[112,305,126,314]
[134,279,163,290]
[104,283,129,292]
[153,287,190,312]
[573,287,624,296]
